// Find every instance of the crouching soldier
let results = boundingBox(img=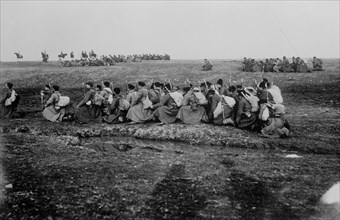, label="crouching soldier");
[260,104,290,138]
[103,88,130,123]
[202,59,213,71]
[312,56,323,71]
